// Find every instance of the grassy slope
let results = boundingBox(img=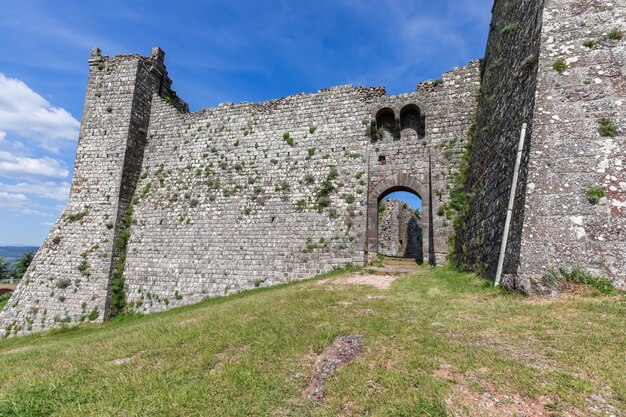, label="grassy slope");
[0,266,624,416]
